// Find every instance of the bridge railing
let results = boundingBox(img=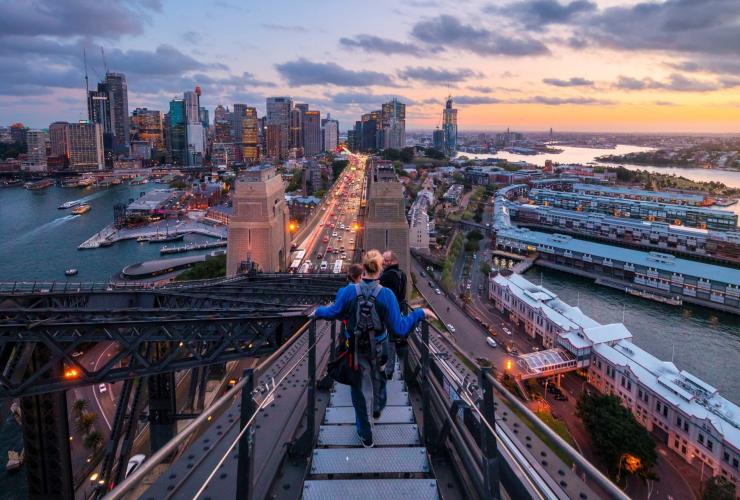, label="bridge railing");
[103,317,628,500]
